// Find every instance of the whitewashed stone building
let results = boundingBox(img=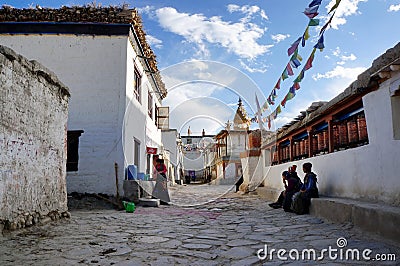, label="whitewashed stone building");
[203,99,249,184]
[0,45,70,231]
[161,129,183,184]
[0,6,168,195]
